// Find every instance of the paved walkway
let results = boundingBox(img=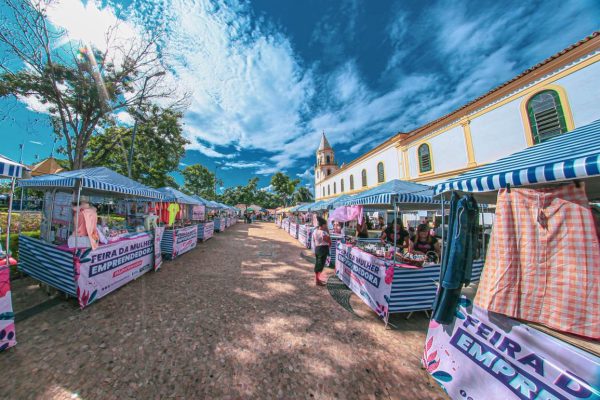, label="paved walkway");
[1,222,444,399]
